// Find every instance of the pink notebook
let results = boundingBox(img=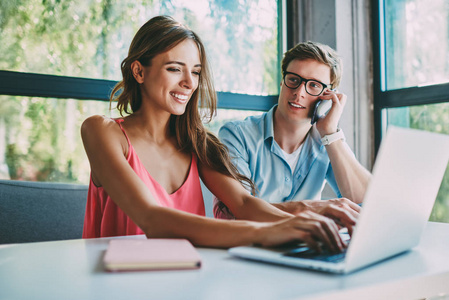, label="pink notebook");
[103,239,202,272]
